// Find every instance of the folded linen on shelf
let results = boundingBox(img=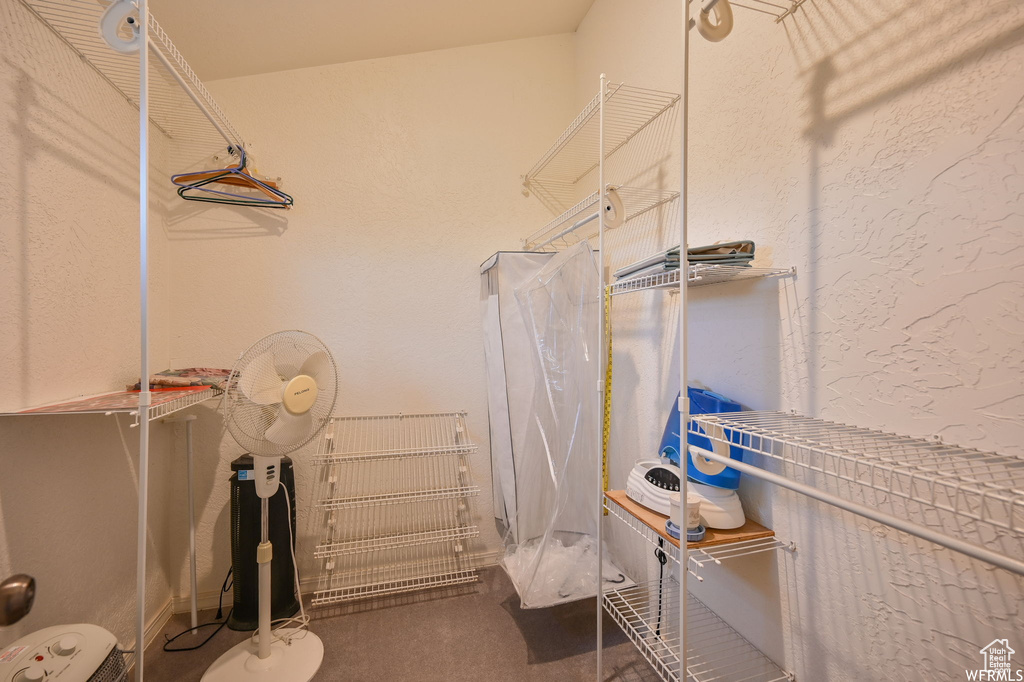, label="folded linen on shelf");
[614,240,756,281]
[687,240,754,260]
